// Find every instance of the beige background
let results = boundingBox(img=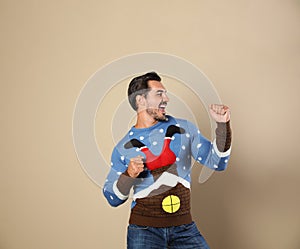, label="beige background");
[1,0,300,248]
